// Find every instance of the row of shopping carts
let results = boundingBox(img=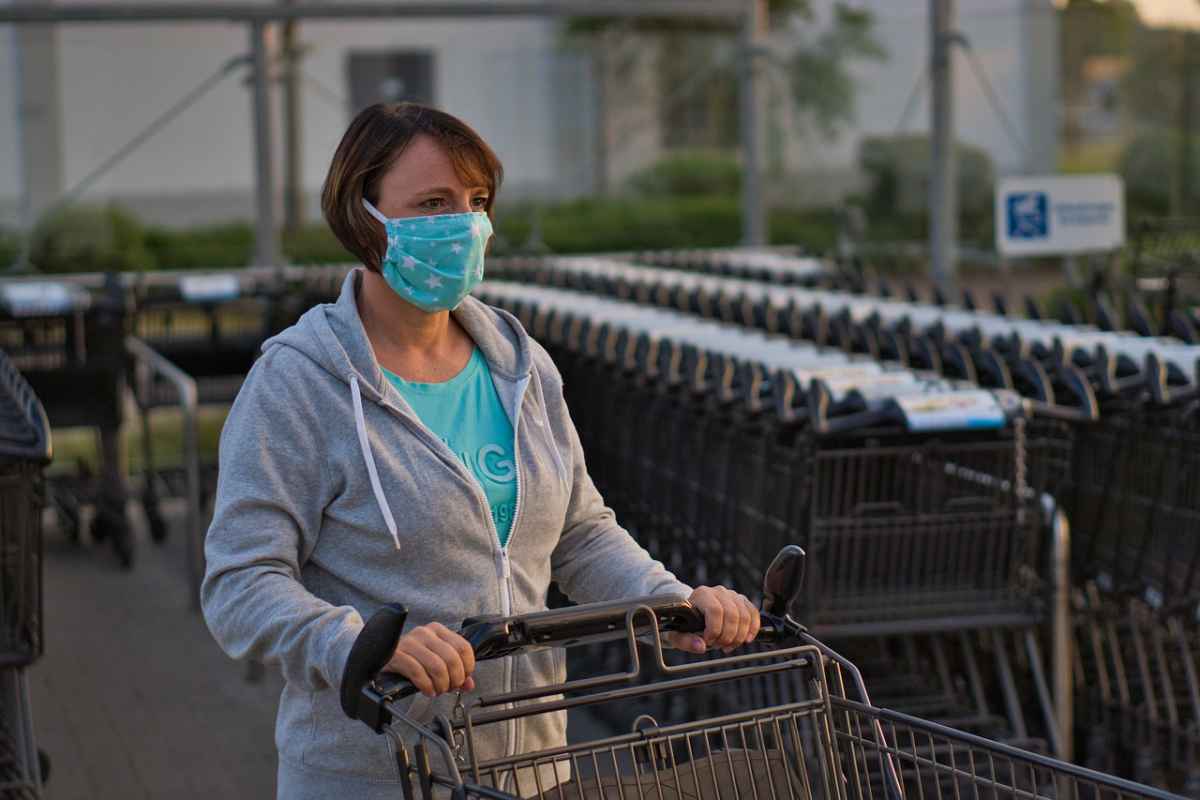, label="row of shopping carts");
[631,242,1200,343]
[0,267,343,595]
[478,252,1200,794]
[0,350,52,799]
[474,282,1072,760]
